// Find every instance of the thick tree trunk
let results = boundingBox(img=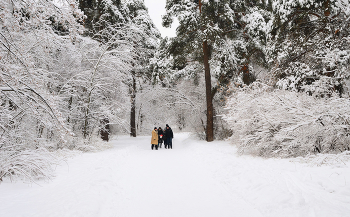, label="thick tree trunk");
[203,40,214,142]
[130,73,136,137]
[324,0,330,16]
[100,118,110,141]
[242,65,256,85]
